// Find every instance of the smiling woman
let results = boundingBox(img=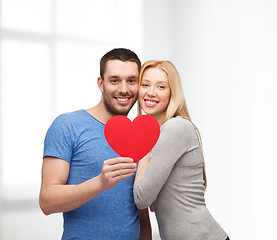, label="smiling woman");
[139,67,171,126]
[134,60,228,240]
